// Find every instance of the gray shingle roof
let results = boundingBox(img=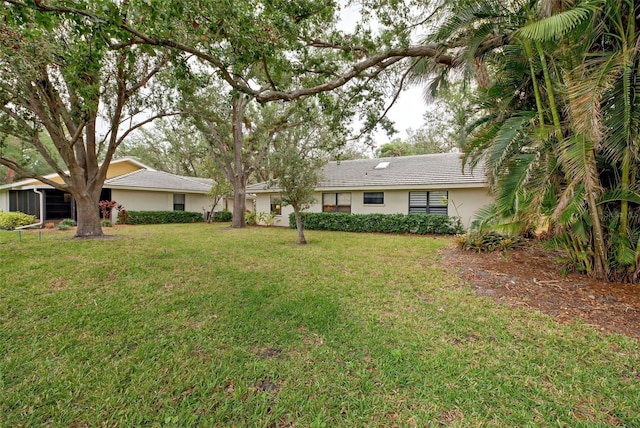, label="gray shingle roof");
[104,169,213,193]
[247,153,486,192]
